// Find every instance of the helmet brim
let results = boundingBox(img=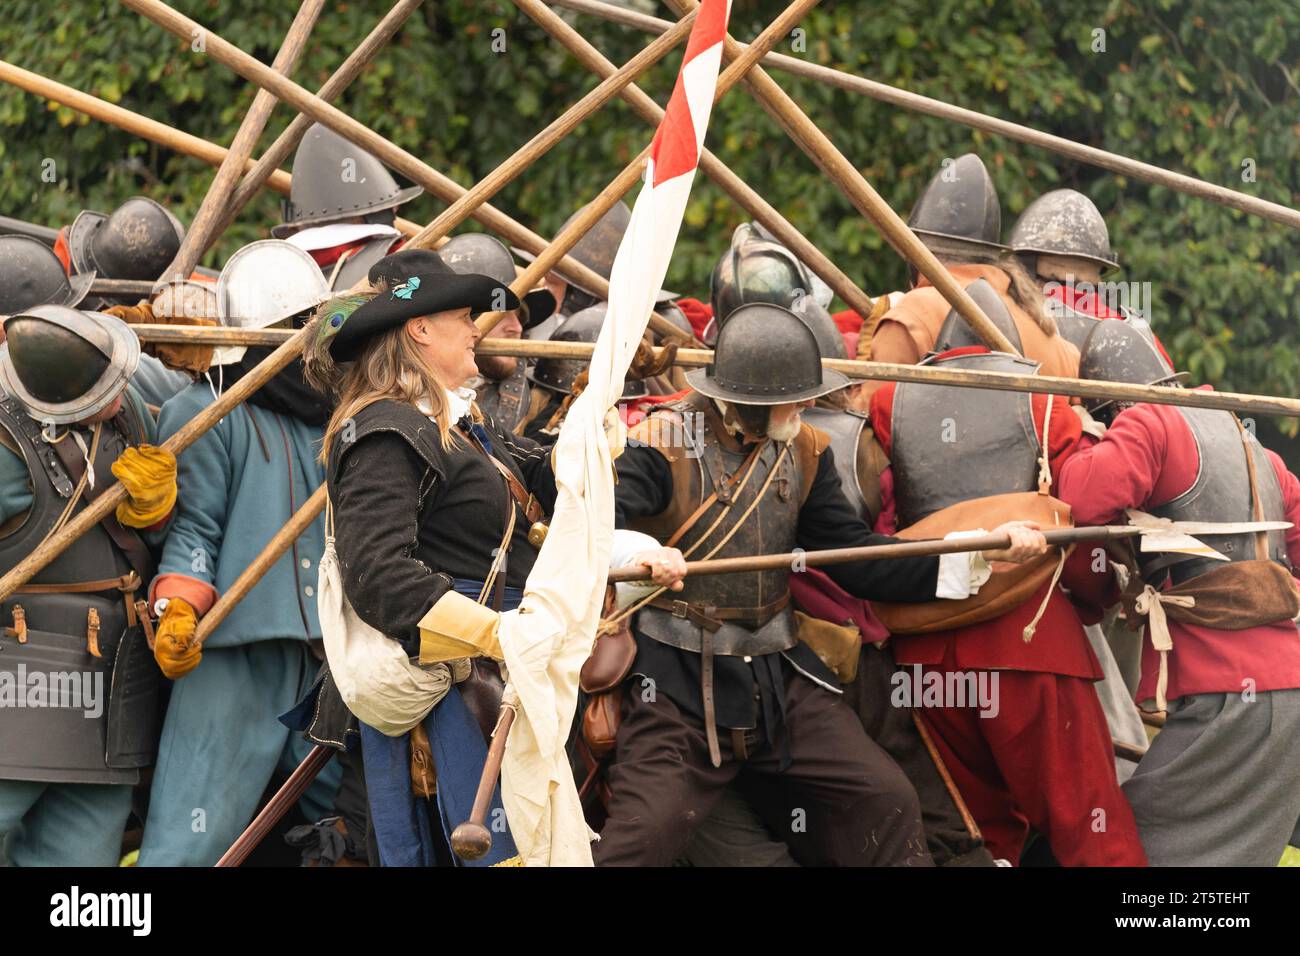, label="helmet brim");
[685,366,852,406]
